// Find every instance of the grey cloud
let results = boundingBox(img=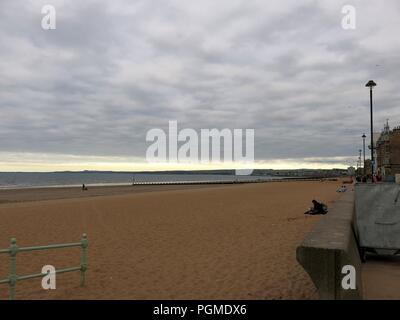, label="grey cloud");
[0,0,400,165]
